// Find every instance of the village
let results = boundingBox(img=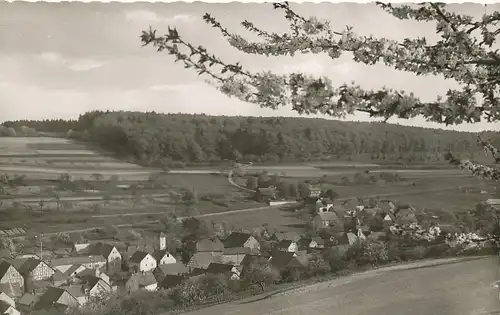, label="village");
[0,182,490,315]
